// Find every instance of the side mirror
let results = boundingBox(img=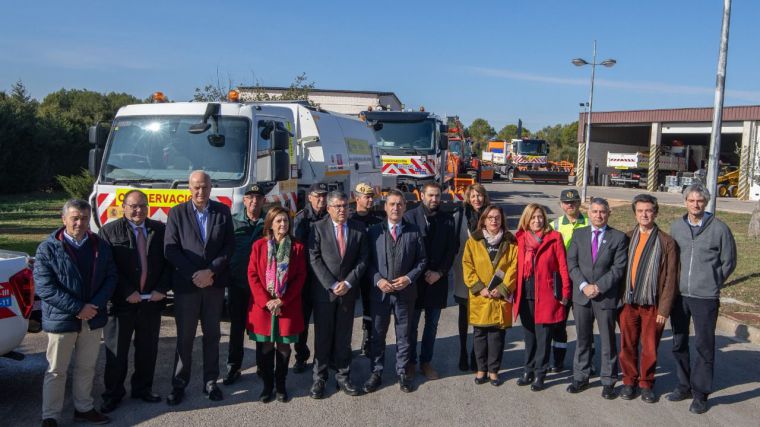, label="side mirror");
[272,128,289,151]
[88,148,103,177]
[272,150,290,182]
[439,134,449,150]
[372,122,383,131]
[188,103,220,134]
[88,124,109,148]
